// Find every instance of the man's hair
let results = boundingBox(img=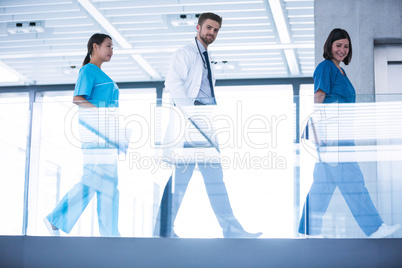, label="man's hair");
[323,28,352,65]
[197,12,222,27]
